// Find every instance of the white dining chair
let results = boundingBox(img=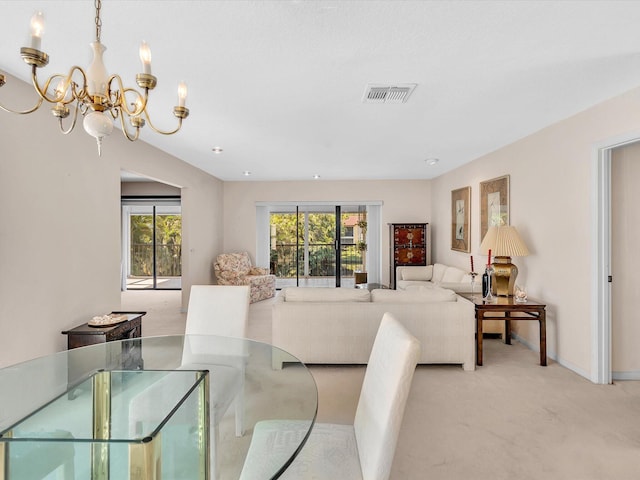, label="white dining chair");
[238,312,420,480]
[182,284,250,479]
[185,284,250,339]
